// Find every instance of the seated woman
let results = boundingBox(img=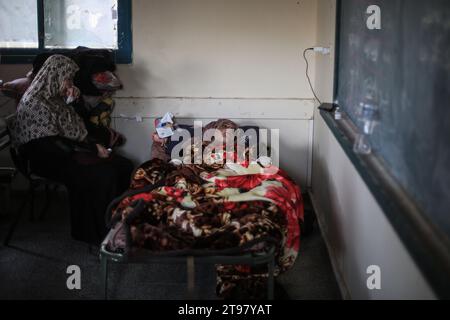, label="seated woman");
[9,54,134,245]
